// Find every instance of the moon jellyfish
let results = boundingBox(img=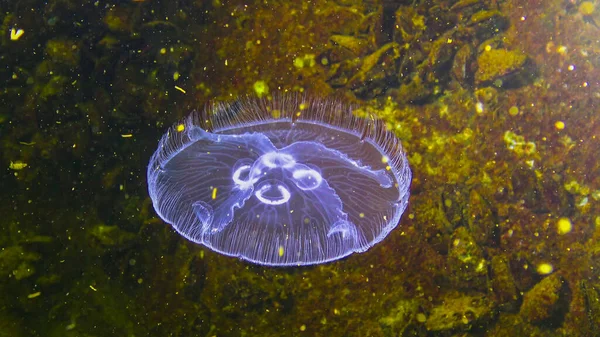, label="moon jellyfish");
[147,97,411,266]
